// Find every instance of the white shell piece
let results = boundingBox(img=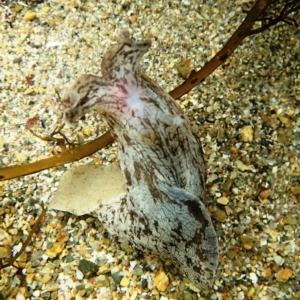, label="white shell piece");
[49,164,126,216]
